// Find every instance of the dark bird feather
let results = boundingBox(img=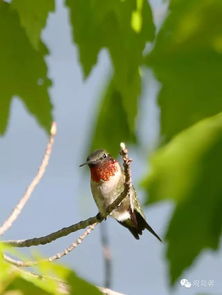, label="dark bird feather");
[118,210,162,242]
